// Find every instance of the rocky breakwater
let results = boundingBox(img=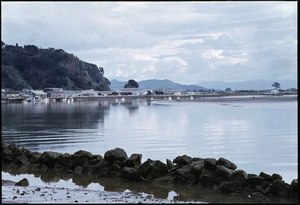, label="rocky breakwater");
[1,142,298,202]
